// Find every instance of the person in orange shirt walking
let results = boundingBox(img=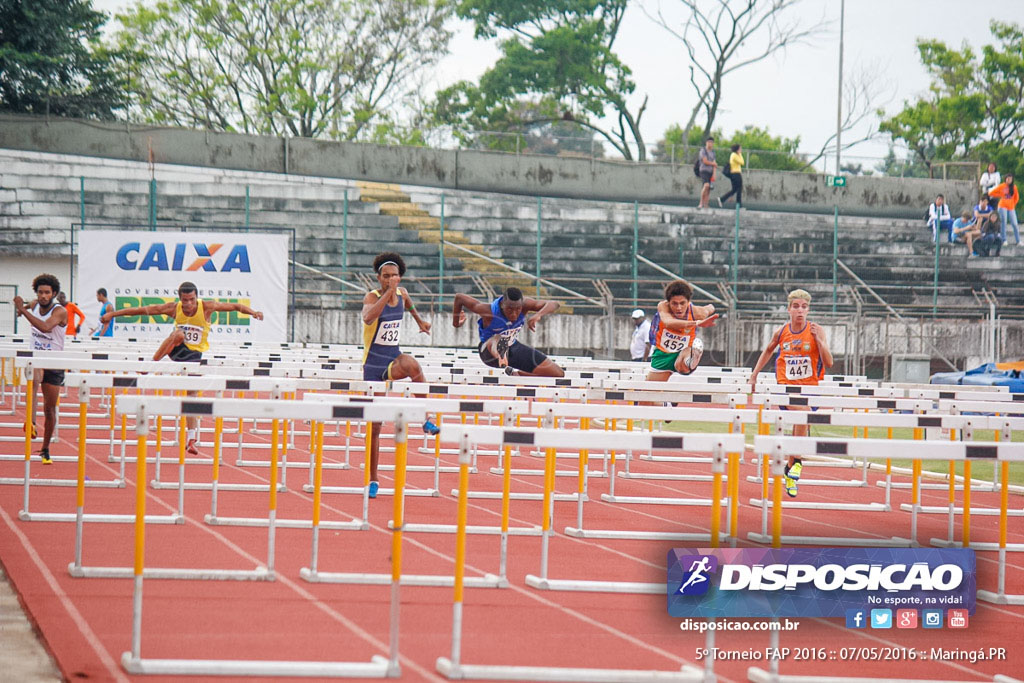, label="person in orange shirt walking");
[988,173,1019,246]
[57,293,86,338]
[748,289,834,497]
